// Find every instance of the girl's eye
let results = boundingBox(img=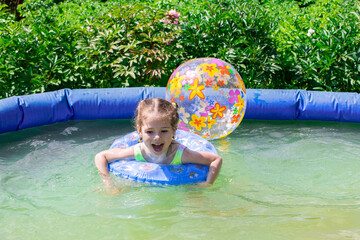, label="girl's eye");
[146,131,153,134]
[161,130,168,133]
